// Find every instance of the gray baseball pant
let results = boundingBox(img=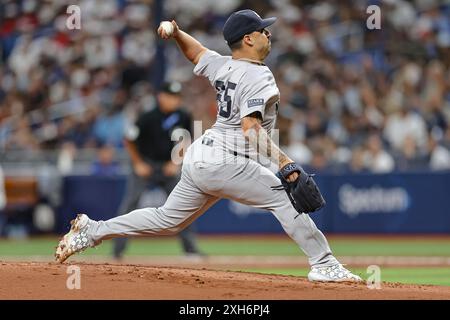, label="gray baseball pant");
[88,137,339,267]
[113,165,201,258]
